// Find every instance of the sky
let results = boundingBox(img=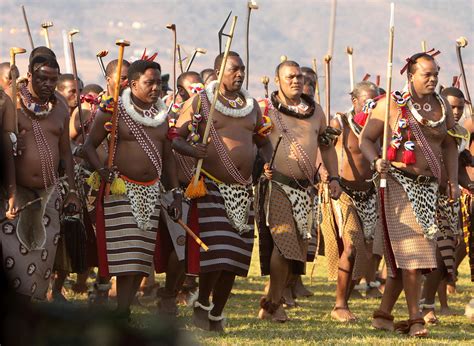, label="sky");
[1,0,473,112]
